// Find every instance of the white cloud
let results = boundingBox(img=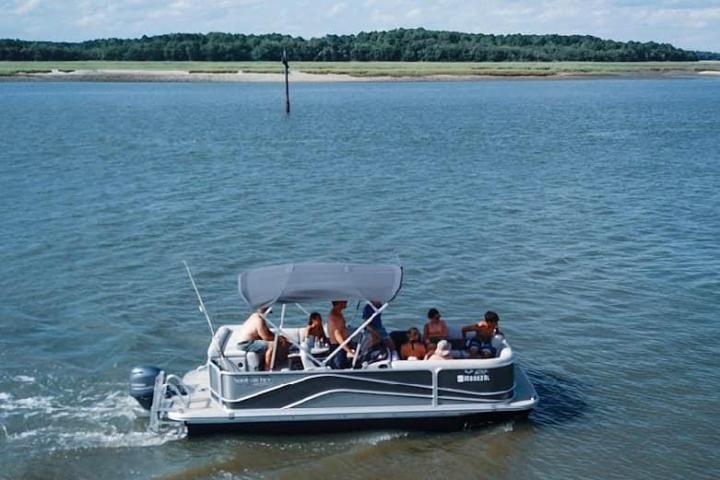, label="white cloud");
[13,0,40,14]
[406,7,422,19]
[0,0,718,50]
[631,6,720,29]
[326,2,347,17]
[370,8,397,25]
[75,12,106,28]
